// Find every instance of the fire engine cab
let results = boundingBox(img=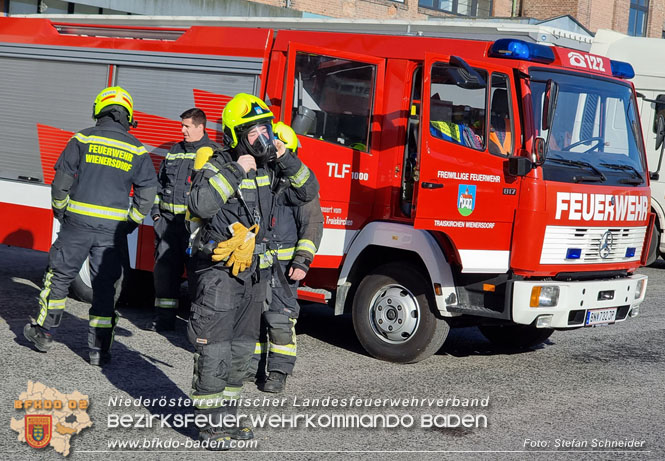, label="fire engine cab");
[0,16,651,362]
